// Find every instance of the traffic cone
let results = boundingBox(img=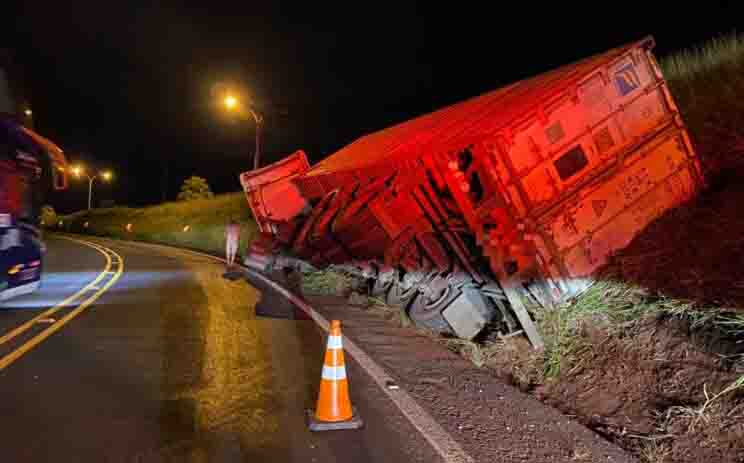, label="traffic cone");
[306,320,364,431]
